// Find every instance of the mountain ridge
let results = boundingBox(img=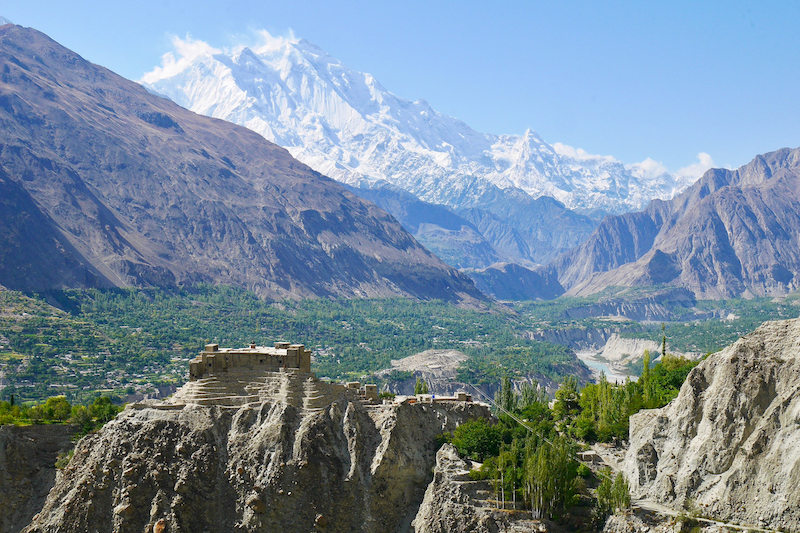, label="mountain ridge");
[0,24,484,302]
[554,147,800,298]
[142,33,702,217]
